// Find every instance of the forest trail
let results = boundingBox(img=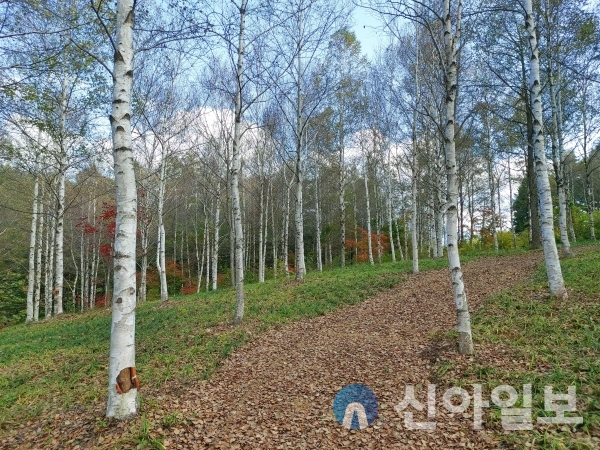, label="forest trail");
[159,251,542,449]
